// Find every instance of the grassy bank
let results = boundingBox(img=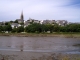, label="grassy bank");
[0,32,80,38]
